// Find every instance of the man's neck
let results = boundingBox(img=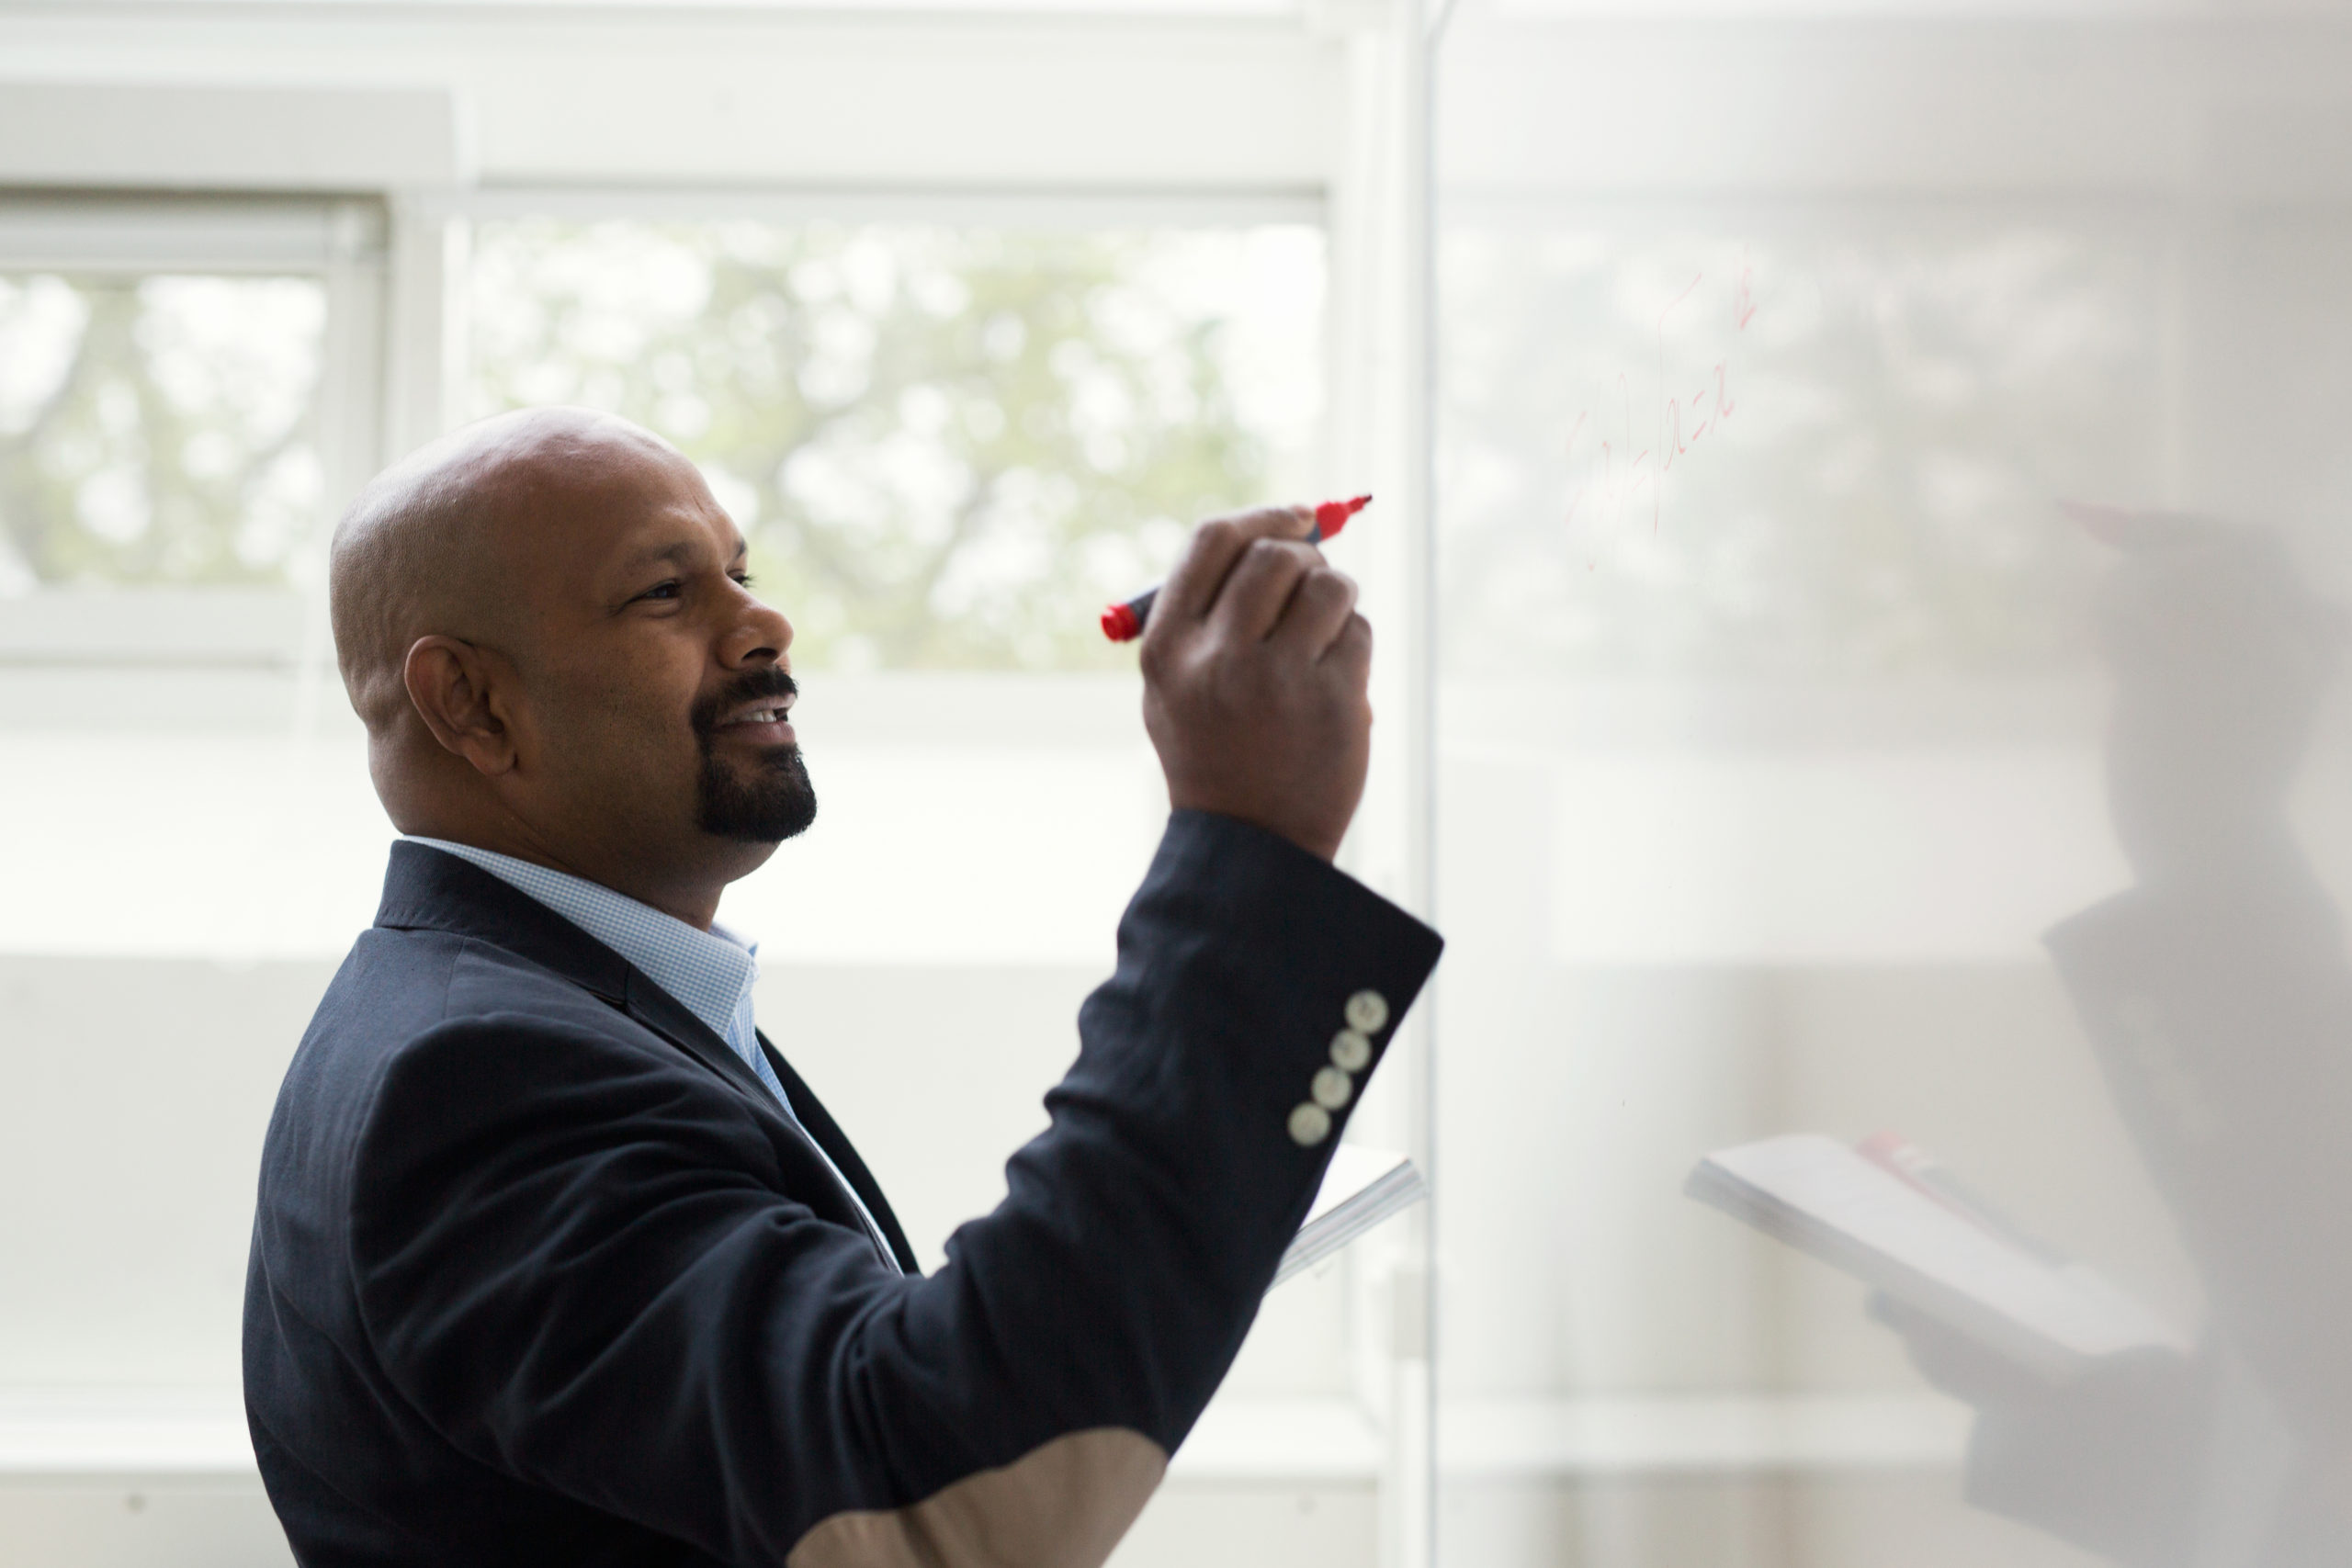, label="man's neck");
[404,818,724,930]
